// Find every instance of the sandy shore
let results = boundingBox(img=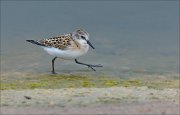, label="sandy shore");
[1,102,179,115]
[1,87,179,114]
